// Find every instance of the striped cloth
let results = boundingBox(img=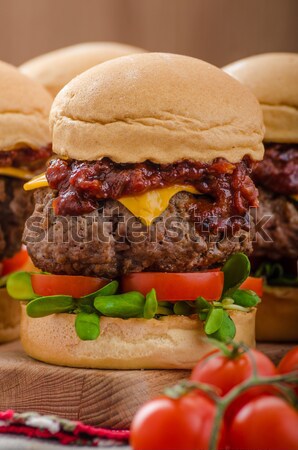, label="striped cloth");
[0,410,129,447]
